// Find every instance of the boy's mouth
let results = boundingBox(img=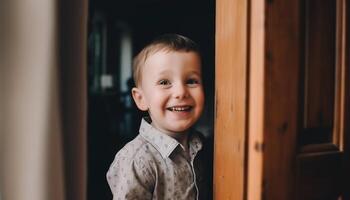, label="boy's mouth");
[166,105,192,112]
